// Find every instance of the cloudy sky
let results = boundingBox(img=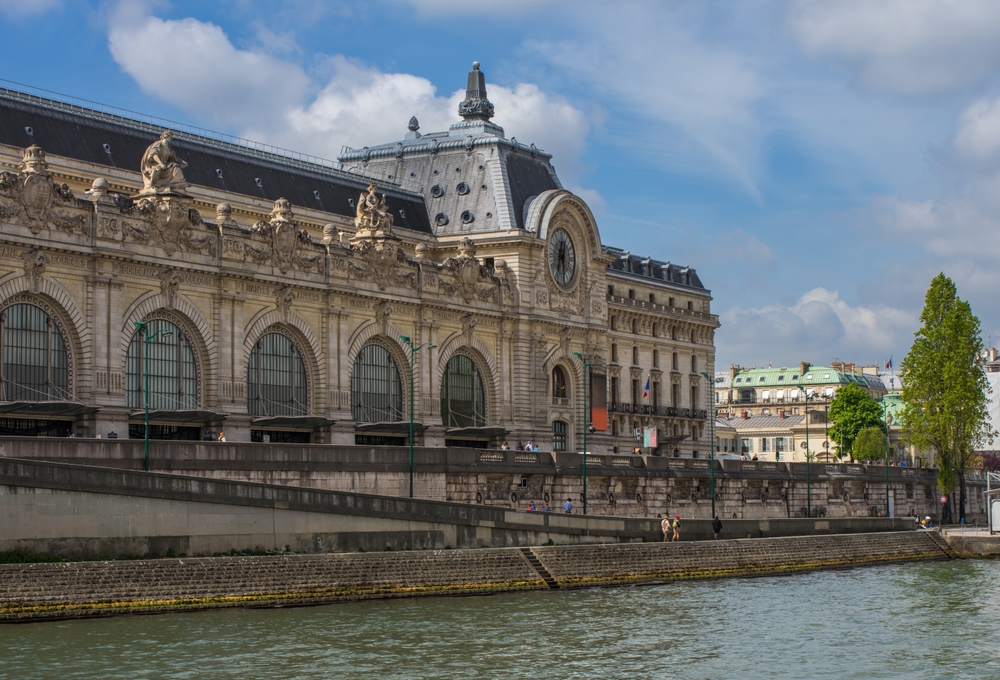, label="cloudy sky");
[2,0,998,370]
